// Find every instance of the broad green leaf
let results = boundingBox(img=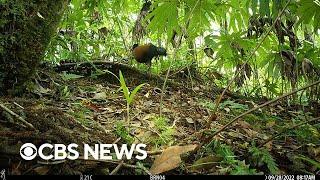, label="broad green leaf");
[259,0,270,17]
[119,71,130,102]
[128,83,145,105]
